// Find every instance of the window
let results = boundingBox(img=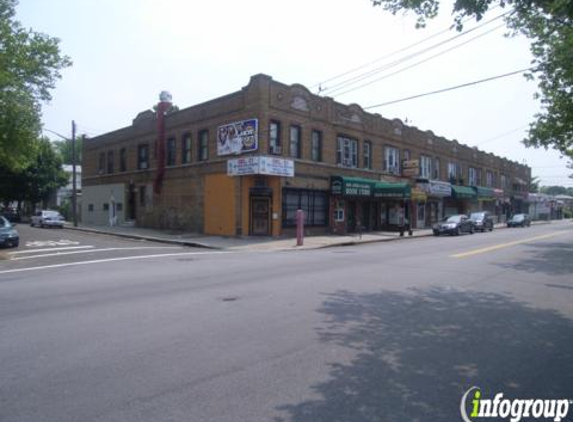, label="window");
[98,152,105,174]
[311,130,322,162]
[289,125,301,159]
[486,171,494,187]
[103,203,109,211]
[139,186,146,206]
[269,121,281,154]
[420,155,432,178]
[384,146,400,175]
[447,162,457,181]
[500,174,507,189]
[120,148,127,172]
[433,158,440,180]
[198,130,209,161]
[137,144,149,170]
[456,164,463,181]
[403,149,411,161]
[182,133,192,164]
[336,136,358,168]
[469,167,477,186]
[363,141,372,169]
[107,150,114,174]
[282,189,328,227]
[88,204,94,212]
[166,137,176,166]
